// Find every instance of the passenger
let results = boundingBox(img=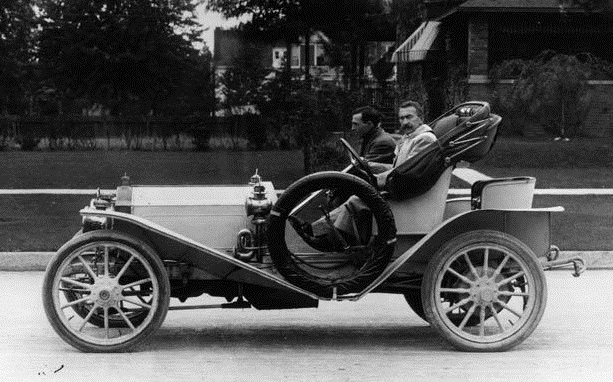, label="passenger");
[290,101,437,248]
[351,106,396,165]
